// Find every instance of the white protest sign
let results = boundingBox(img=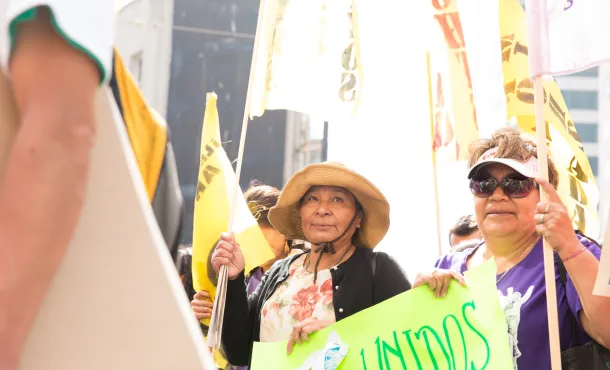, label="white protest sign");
[0,74,214,369]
